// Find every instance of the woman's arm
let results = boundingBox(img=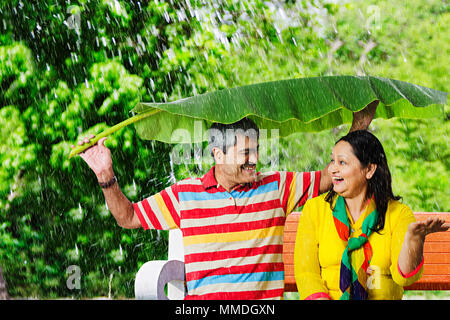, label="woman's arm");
[390,205,449,286]
[398,216,449,274]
